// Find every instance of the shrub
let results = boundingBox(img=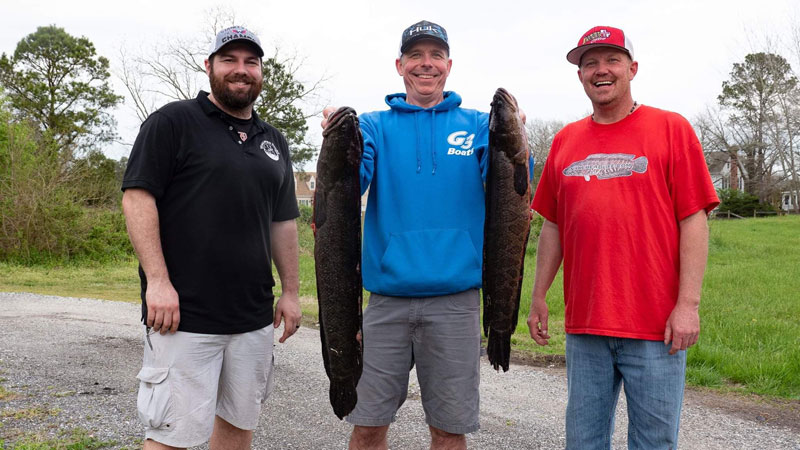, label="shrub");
[716,189,775,217]
[0,111,132,264]
[298,203,313,225]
